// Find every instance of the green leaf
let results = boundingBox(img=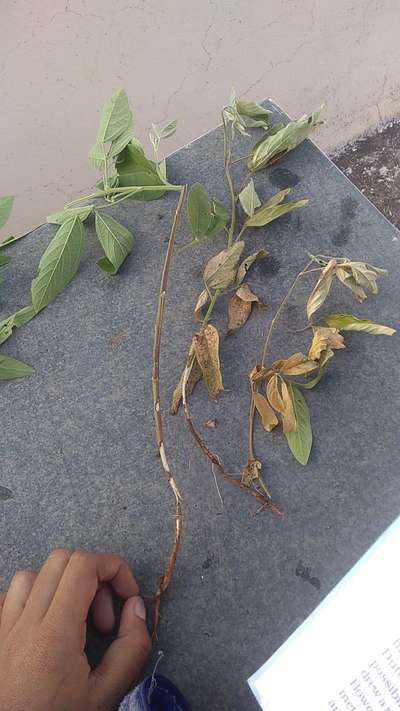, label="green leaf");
[187,183,212,239]
[0,354,34,380]
[110,123,134,159]
[31,217,85,313]
[238,179,261,217]
[300,348,334,389]
[95,212,134,275]
[324,313,396,336]
[204,199,228,238]
[90,89,132,168]
[0,196,14,230]
[236,249,268,285]
[0,305,35,345]
[116,142,166,201]
[235,100,270,130]
[248,109,323,171]
[0,255,11,268]
[244,198,308,228]
[285,383,312,465]
[159,119,178,140]
[47,205,93,225]
[204,241,245,290]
